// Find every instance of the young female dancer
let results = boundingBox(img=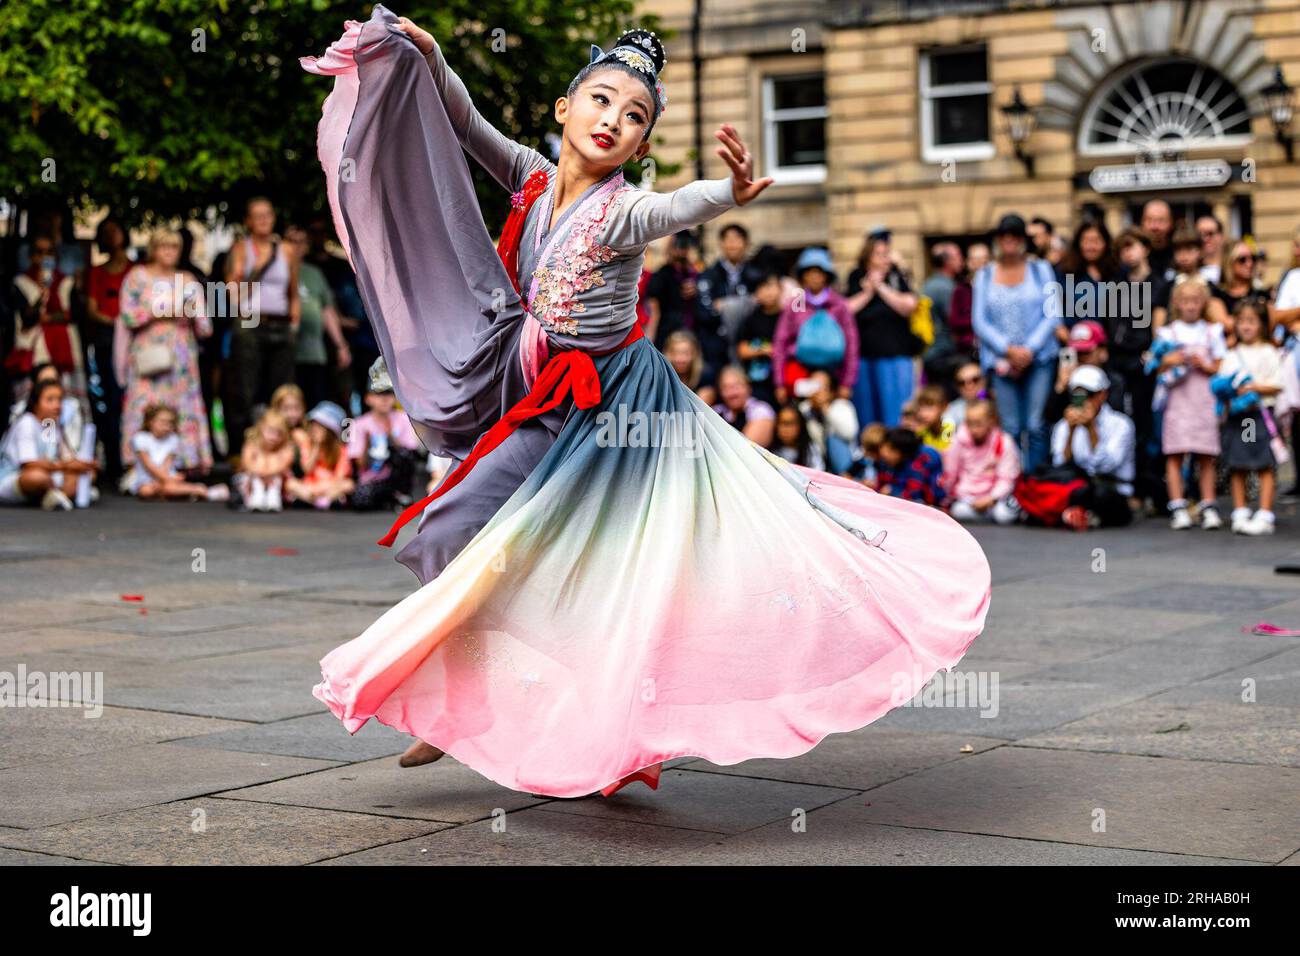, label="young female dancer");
[300,6,991,797]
